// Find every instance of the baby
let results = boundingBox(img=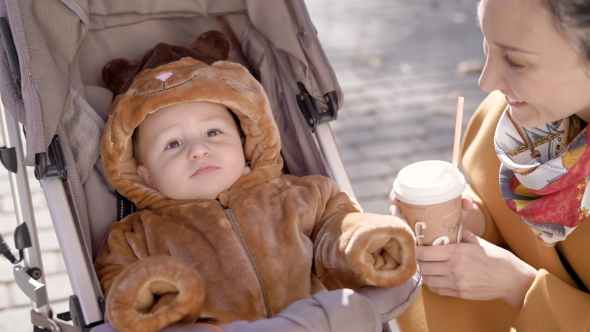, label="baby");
[95,31,417,332]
